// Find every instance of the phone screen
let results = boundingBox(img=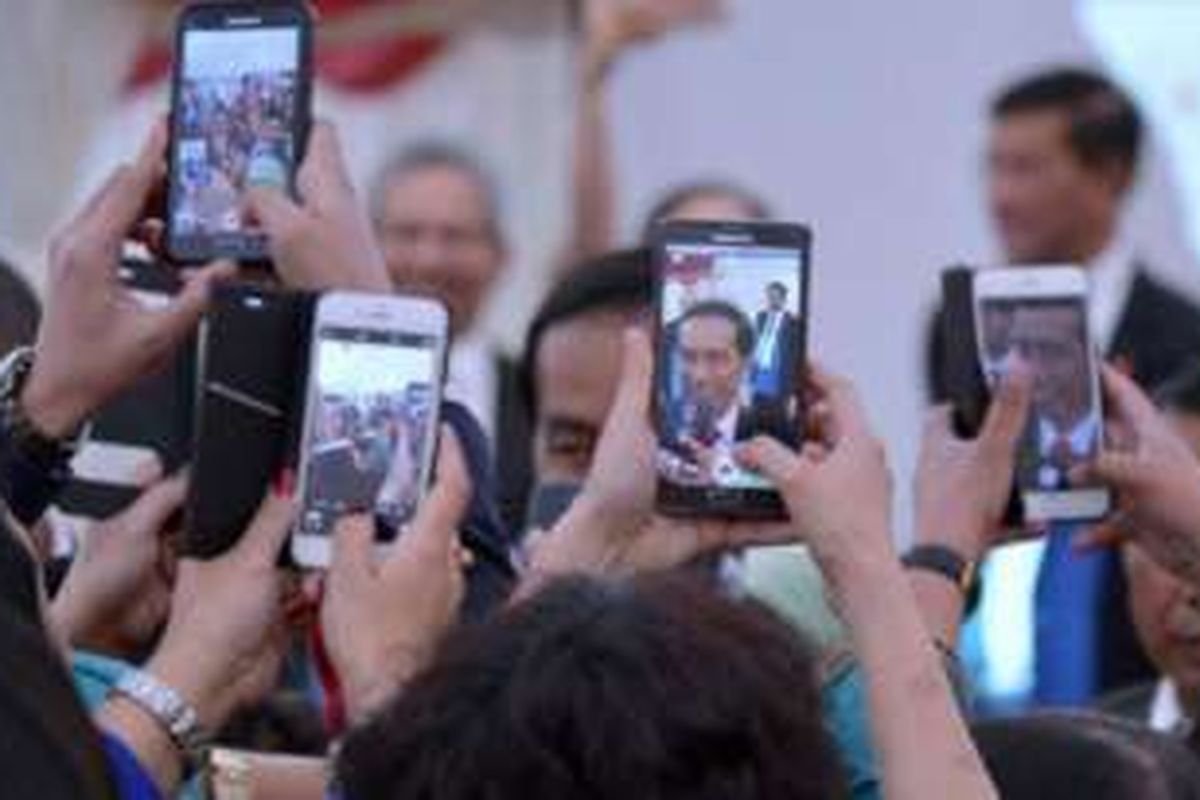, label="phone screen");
[171,22,302,257]
[656,242,805,494]
[975,293,1105,518]
[299,327,441,541]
